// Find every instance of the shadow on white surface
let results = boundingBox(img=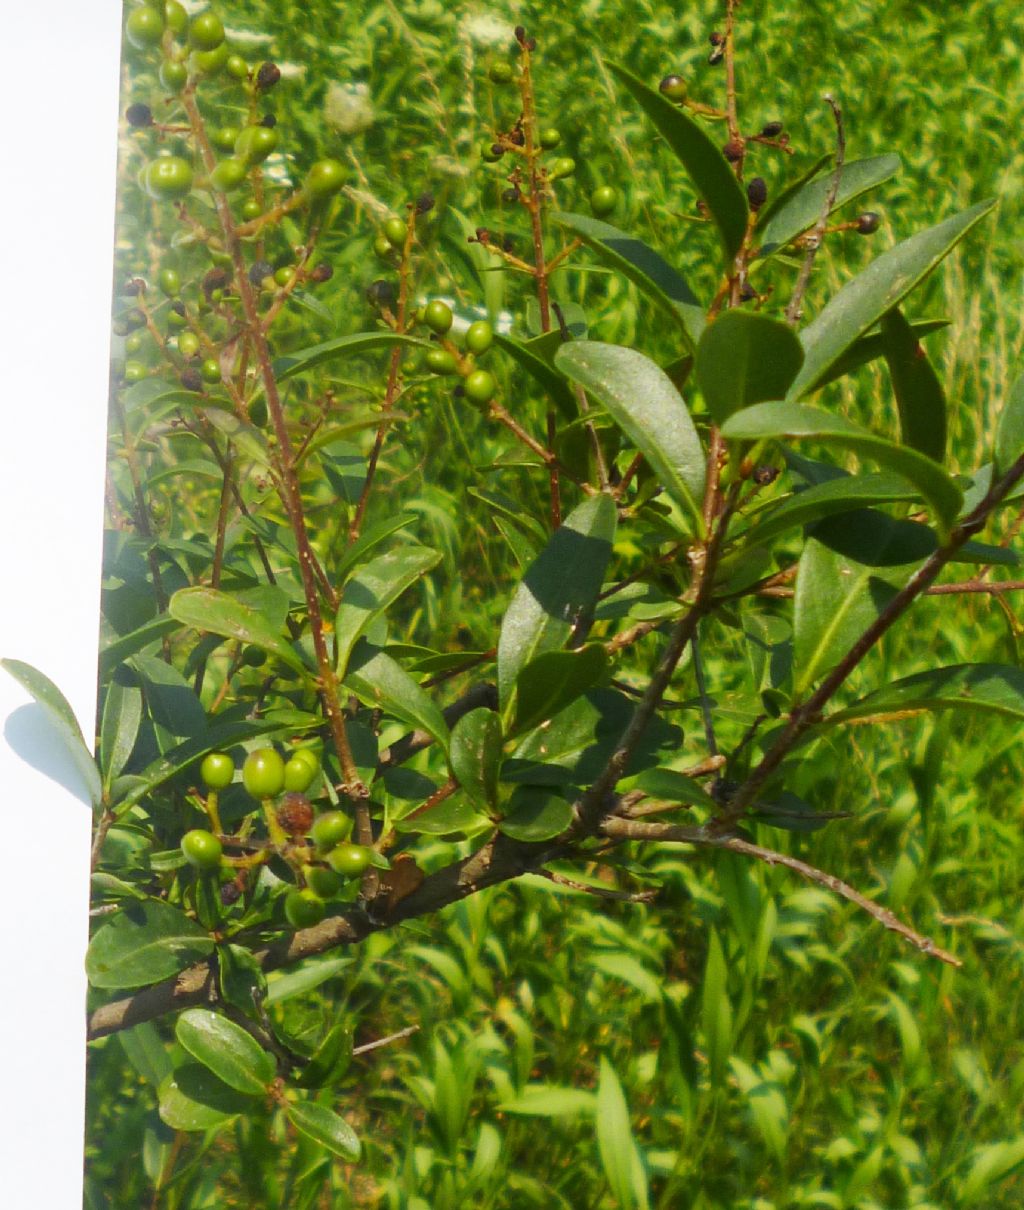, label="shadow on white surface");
[4,703,96,808]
